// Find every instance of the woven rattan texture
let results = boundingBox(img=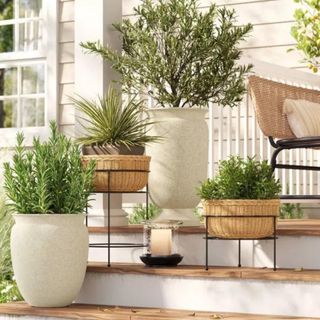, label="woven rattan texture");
[203,199,280,239]
[82,155,150,192]
[248,76,320,139]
